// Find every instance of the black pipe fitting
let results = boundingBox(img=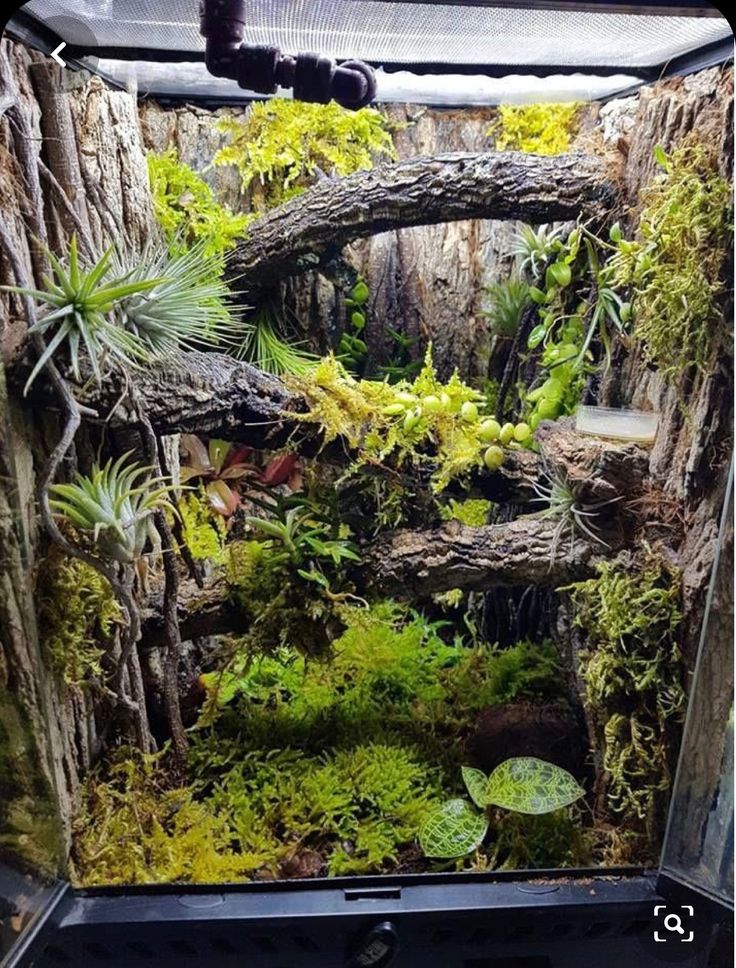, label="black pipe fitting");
[199,0,376,109]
